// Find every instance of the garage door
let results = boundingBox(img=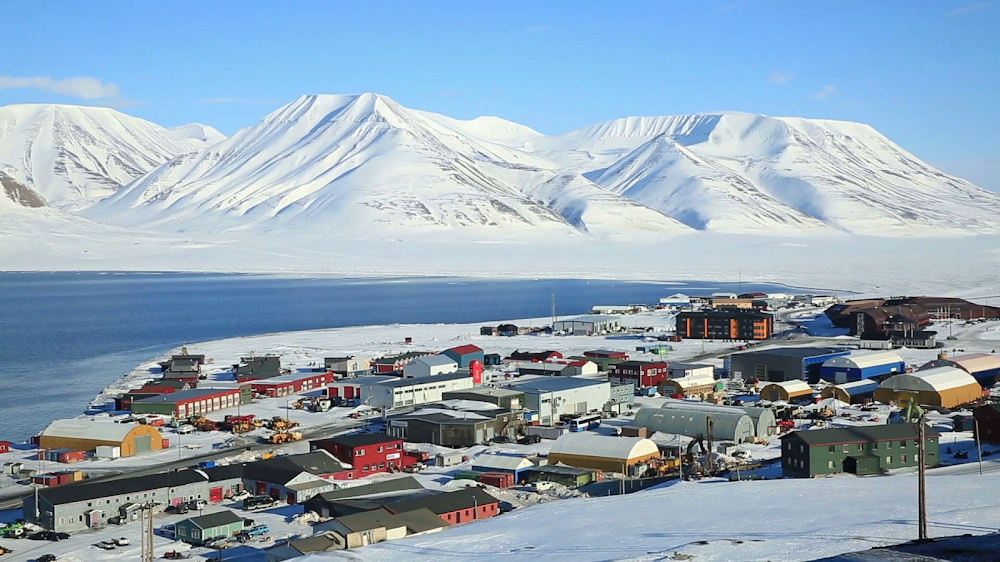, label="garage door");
[134,434,152,454]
